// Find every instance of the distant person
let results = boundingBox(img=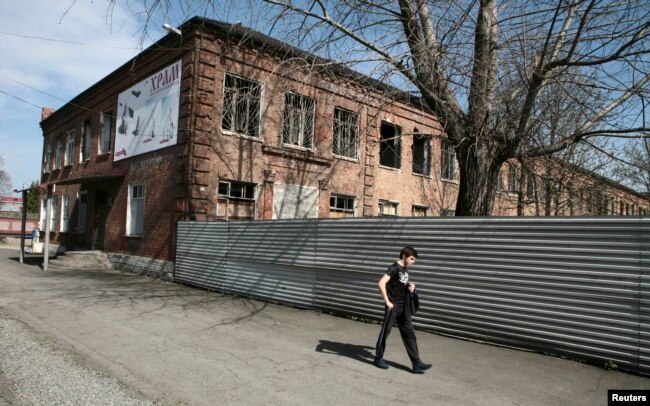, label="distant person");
[32,226,40,244]
[373,245,432,374]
